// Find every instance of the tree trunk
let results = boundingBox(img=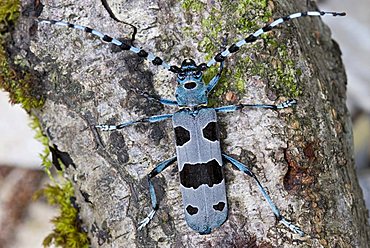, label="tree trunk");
[7,0,370,247]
